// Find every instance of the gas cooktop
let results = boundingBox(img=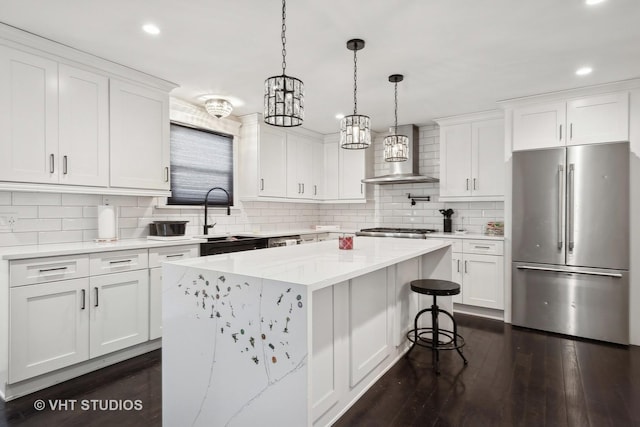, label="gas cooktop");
[356,227,437,239]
